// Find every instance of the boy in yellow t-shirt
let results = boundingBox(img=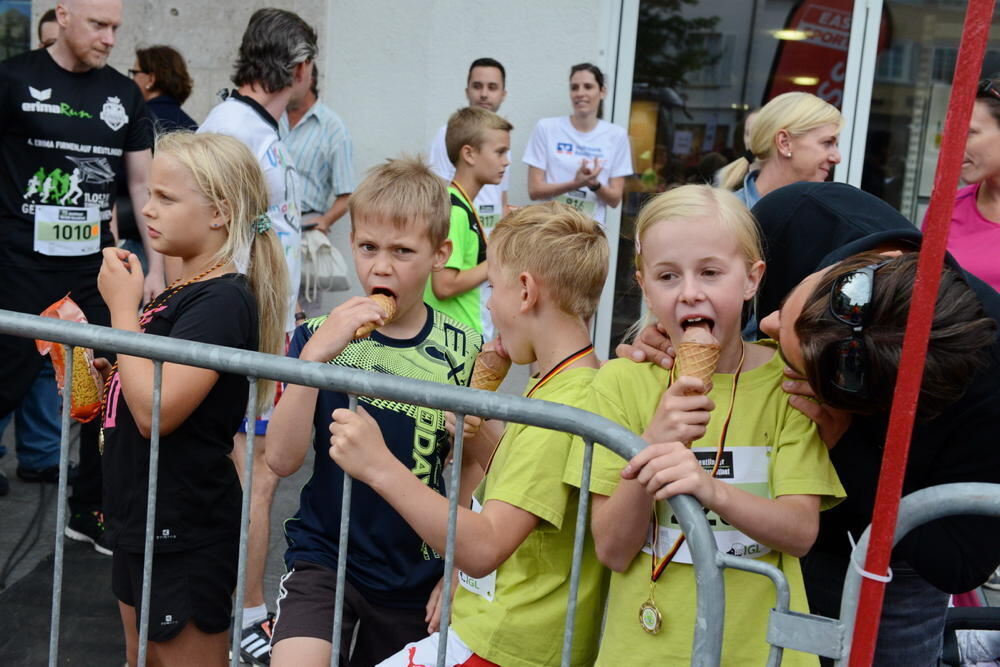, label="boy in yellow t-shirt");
[330,202,609,666]
[424,106,512,337]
